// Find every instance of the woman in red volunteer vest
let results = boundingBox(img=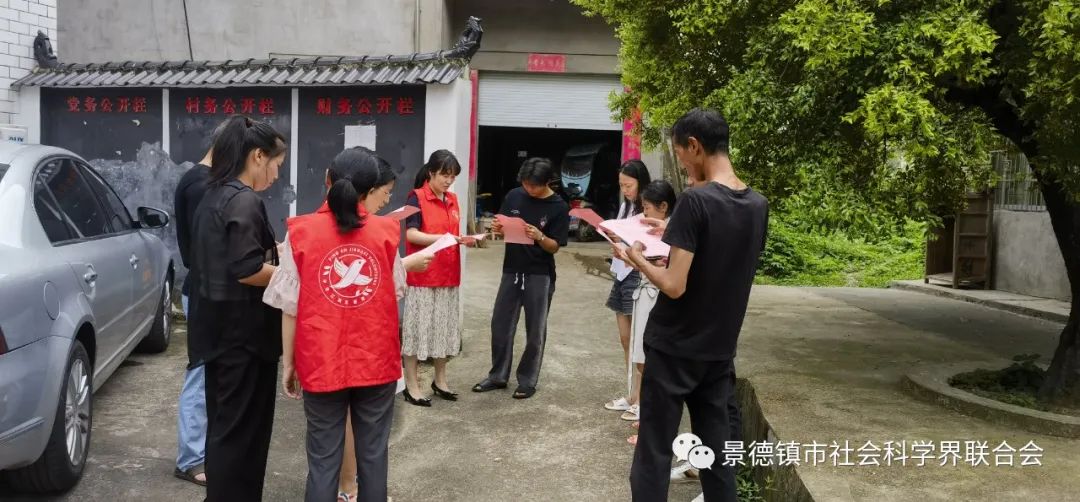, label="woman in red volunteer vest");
[263,147,429,502]
[400,150,472,406]
[335,151,426,502]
